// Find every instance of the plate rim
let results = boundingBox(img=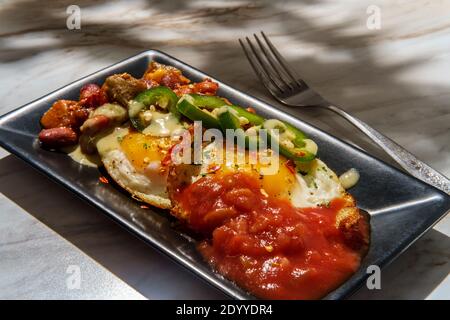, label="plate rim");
[0,49,448,300]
